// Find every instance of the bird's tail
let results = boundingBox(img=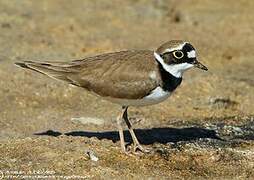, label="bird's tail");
[14,61,79,83]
